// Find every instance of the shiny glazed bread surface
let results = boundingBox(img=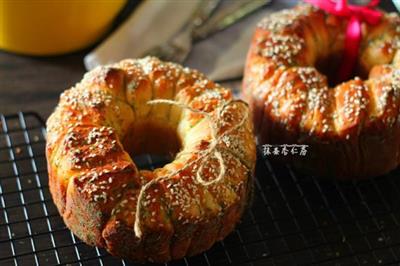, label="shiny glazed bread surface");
[243,4,400,179]
[46,57,256,262]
